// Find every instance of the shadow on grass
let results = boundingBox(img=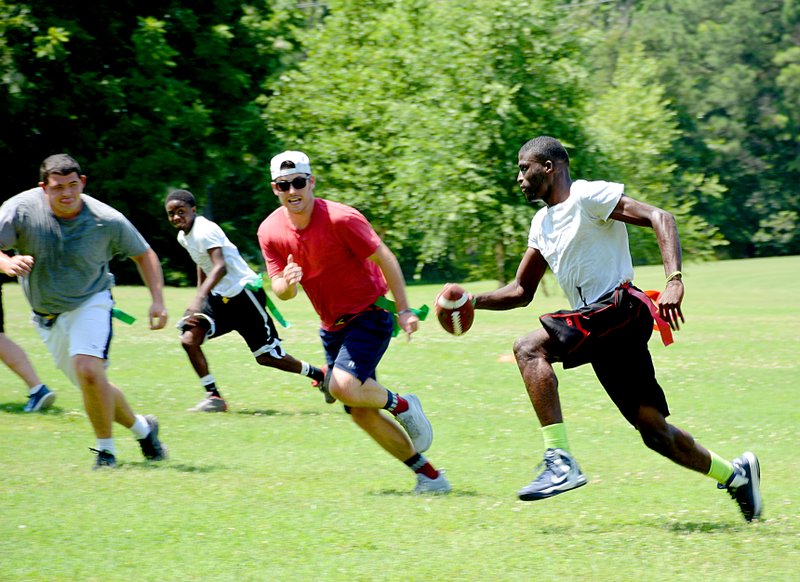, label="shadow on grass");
[233,408,323,417]
[370,488,478,497]
[0,402,65,414]
[662,521,744,533]
[119,461,224,473]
